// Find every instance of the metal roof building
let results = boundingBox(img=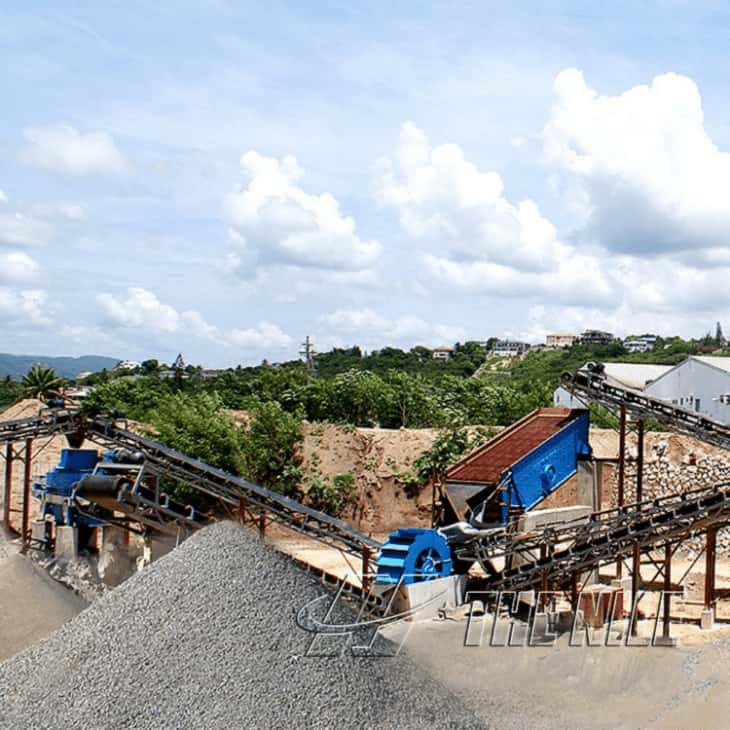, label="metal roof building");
[645,356,730,424]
